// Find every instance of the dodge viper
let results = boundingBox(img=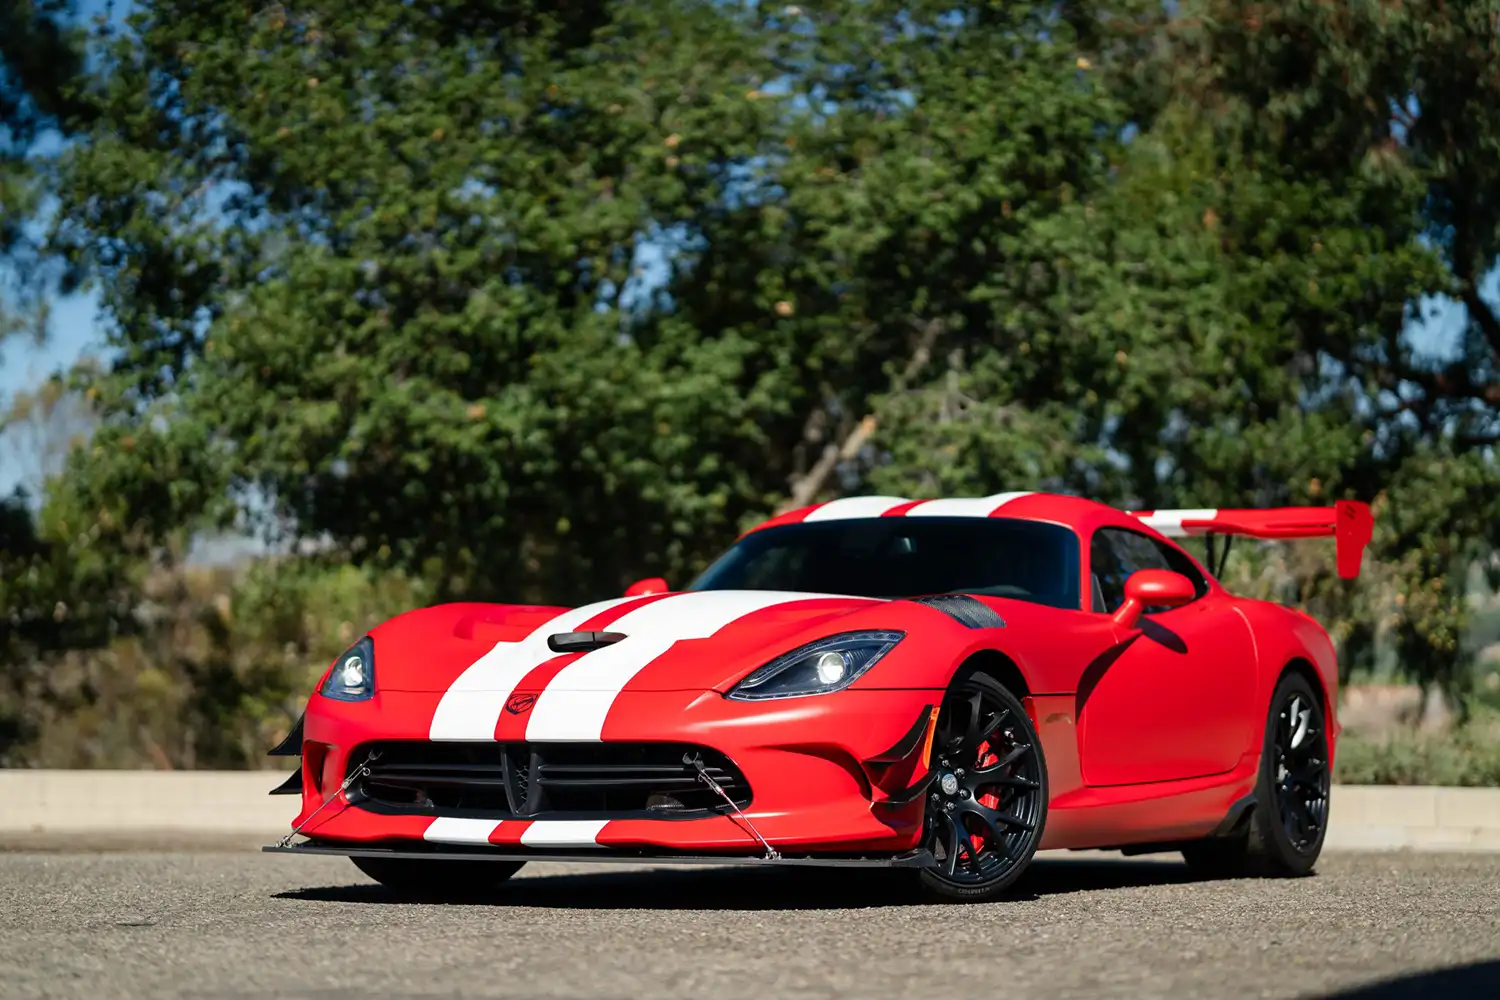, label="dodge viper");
[264,491,1373,902]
